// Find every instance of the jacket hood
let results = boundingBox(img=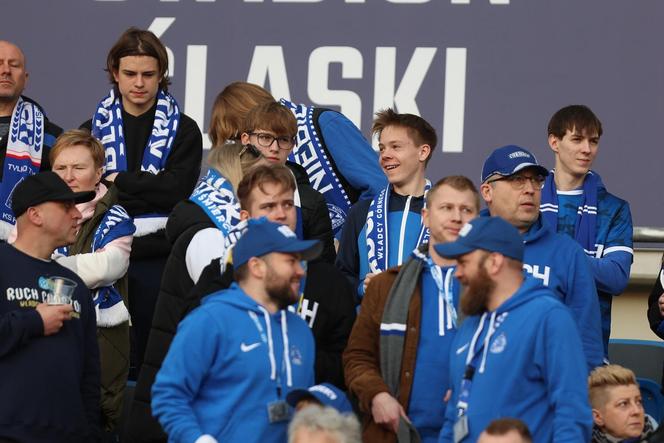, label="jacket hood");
[494,275,549,314]
[202,282,271,315]
[165,199,213,244]
[479,209,550,245]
